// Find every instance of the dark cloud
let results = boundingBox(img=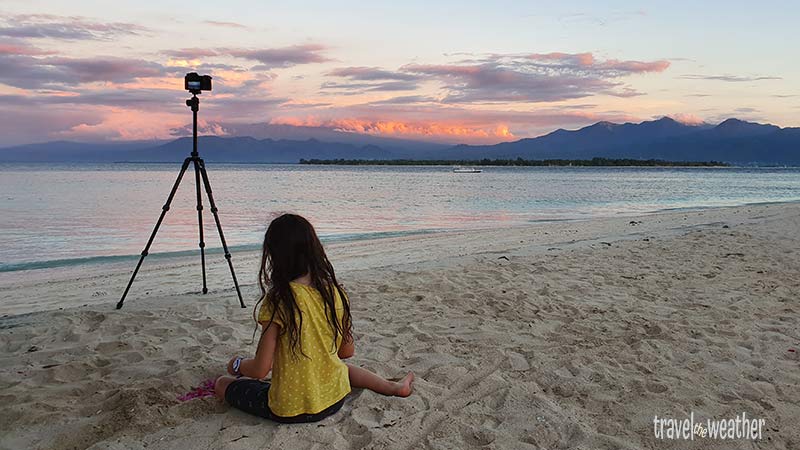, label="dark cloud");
[206,96,287,113]
[321,80,419,93]
[397,52,669,103]
[680,74,781,82]
[203,20,247,29]
[49,56,168,83]
[0,79,286,125]
[340,100,637,129]
[0,54,69,89]
[323,66,422,93]
[163,48,220,59]
[279,100,333,109]
[559,103,598,109]
[401,64,603,103]
[224,44,329,67]
[0,89,179,109]
[195,62,248,71]
[0,14,149,41]
[162,44,329,69]
[556,10,647,27]
[366,95,439,105]
[327,66,419,82]
[318,52,667,102]
[0,54,171,89]
[606,87,644,98]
